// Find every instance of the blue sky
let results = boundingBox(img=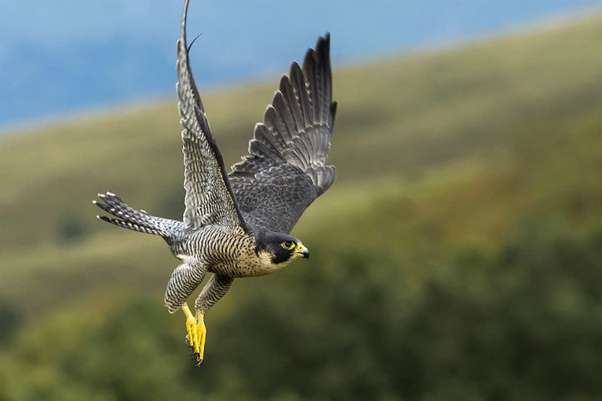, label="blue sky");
[1,0,602,129]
